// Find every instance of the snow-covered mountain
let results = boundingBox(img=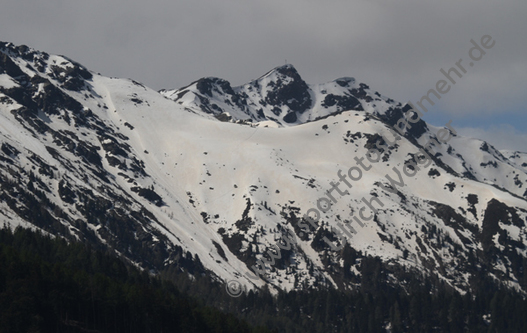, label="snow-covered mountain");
[2,41,527,295]
[159,64,398,127]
